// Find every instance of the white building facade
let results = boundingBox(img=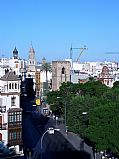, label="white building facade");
[0,71,21,146]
